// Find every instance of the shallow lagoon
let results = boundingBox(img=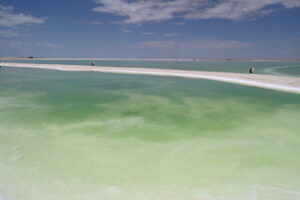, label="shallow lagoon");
[0,64,300,200]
